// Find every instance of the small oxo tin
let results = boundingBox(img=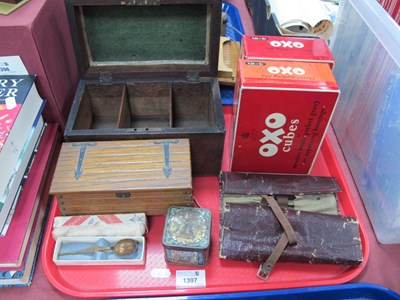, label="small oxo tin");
[241,35,335,69]
[162,206,211,266]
